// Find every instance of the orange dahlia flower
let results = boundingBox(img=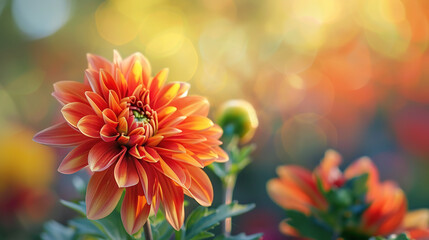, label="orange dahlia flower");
[34,50,228,234]
[267,150,429,239]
